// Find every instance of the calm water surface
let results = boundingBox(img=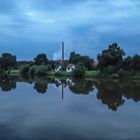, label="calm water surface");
[0,77,140,140]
